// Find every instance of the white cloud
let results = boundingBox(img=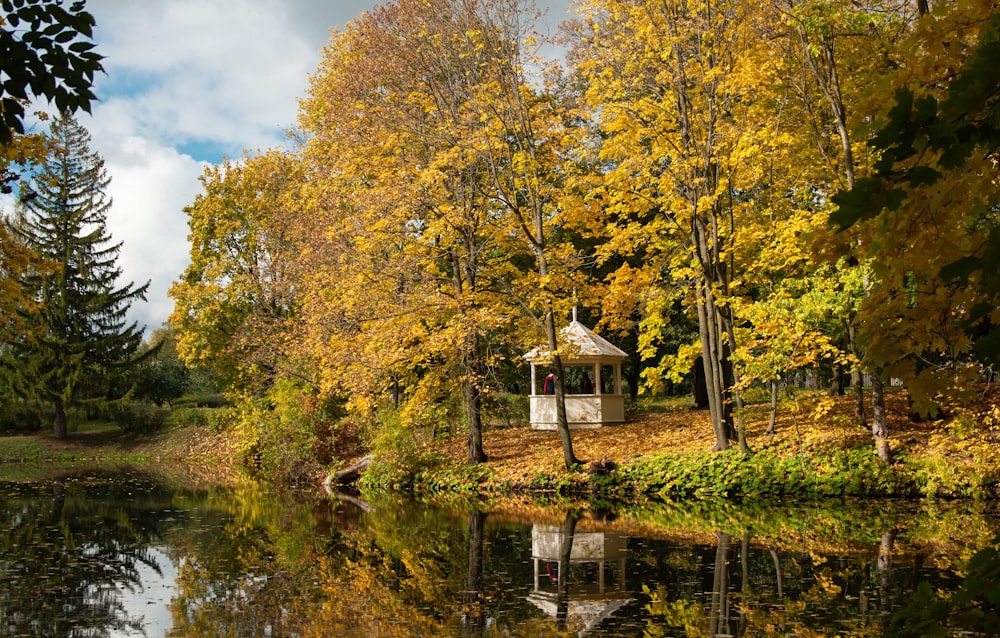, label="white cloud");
[81,0,352,333]
[93,133,206,331]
